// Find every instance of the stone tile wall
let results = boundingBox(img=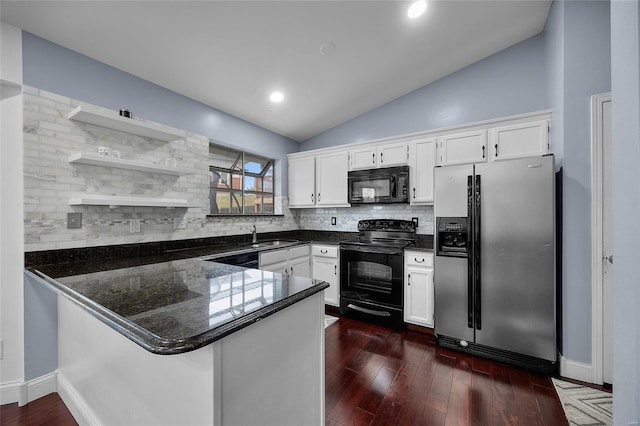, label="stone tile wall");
[22,87,297,252]
[292,203,434,234]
